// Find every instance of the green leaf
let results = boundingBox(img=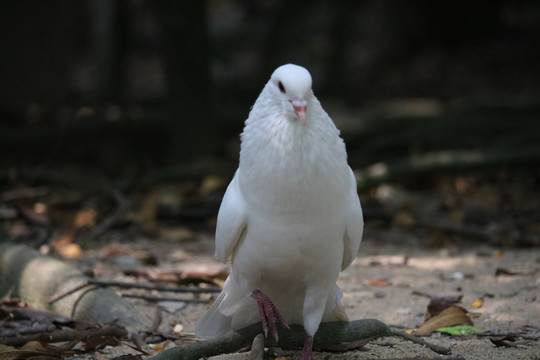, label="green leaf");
[437,325,487,335]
